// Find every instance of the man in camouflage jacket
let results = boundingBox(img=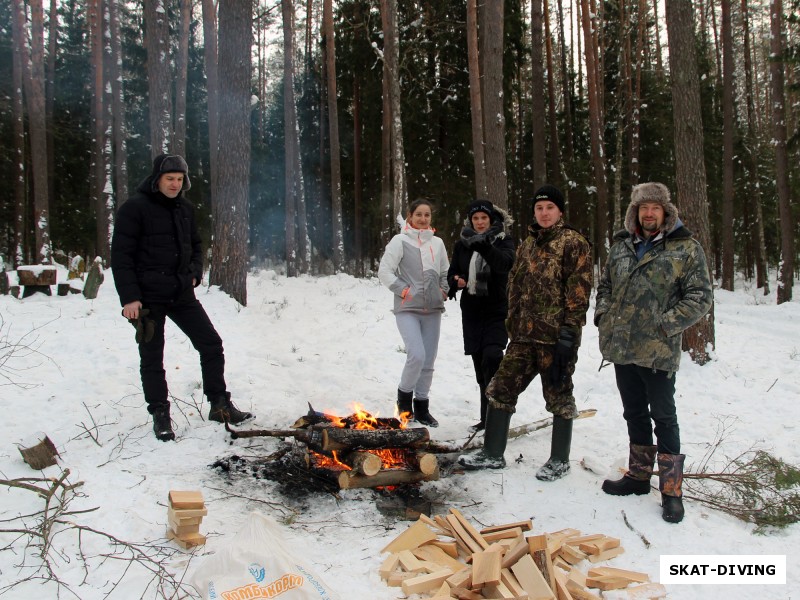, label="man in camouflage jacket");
[459,185,592,479]
[596,182,712,524]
